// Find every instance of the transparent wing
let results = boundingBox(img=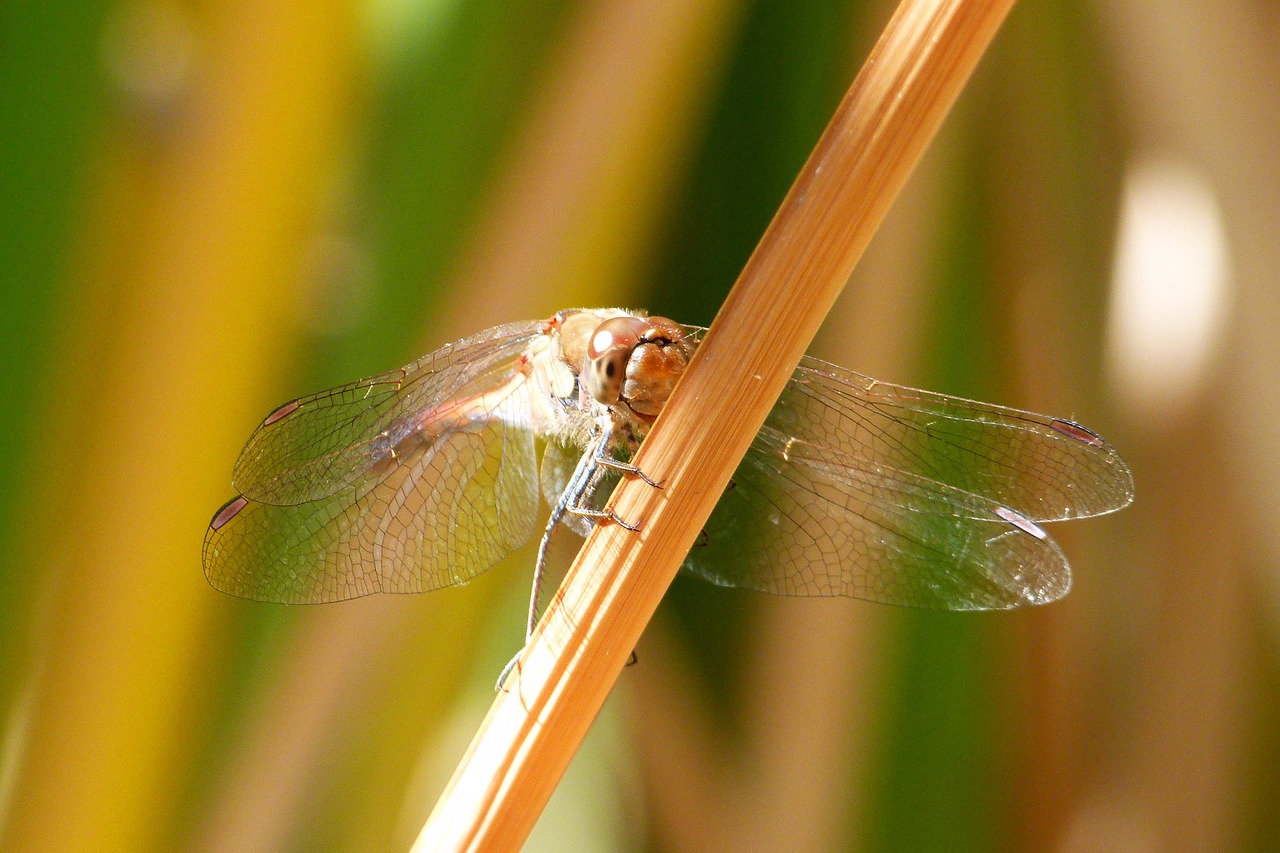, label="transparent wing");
[772,355,1135,521]
[203,381,542,603]
[682,427,1071,609]
[231,320,546,506]
[679,339,1134,609]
